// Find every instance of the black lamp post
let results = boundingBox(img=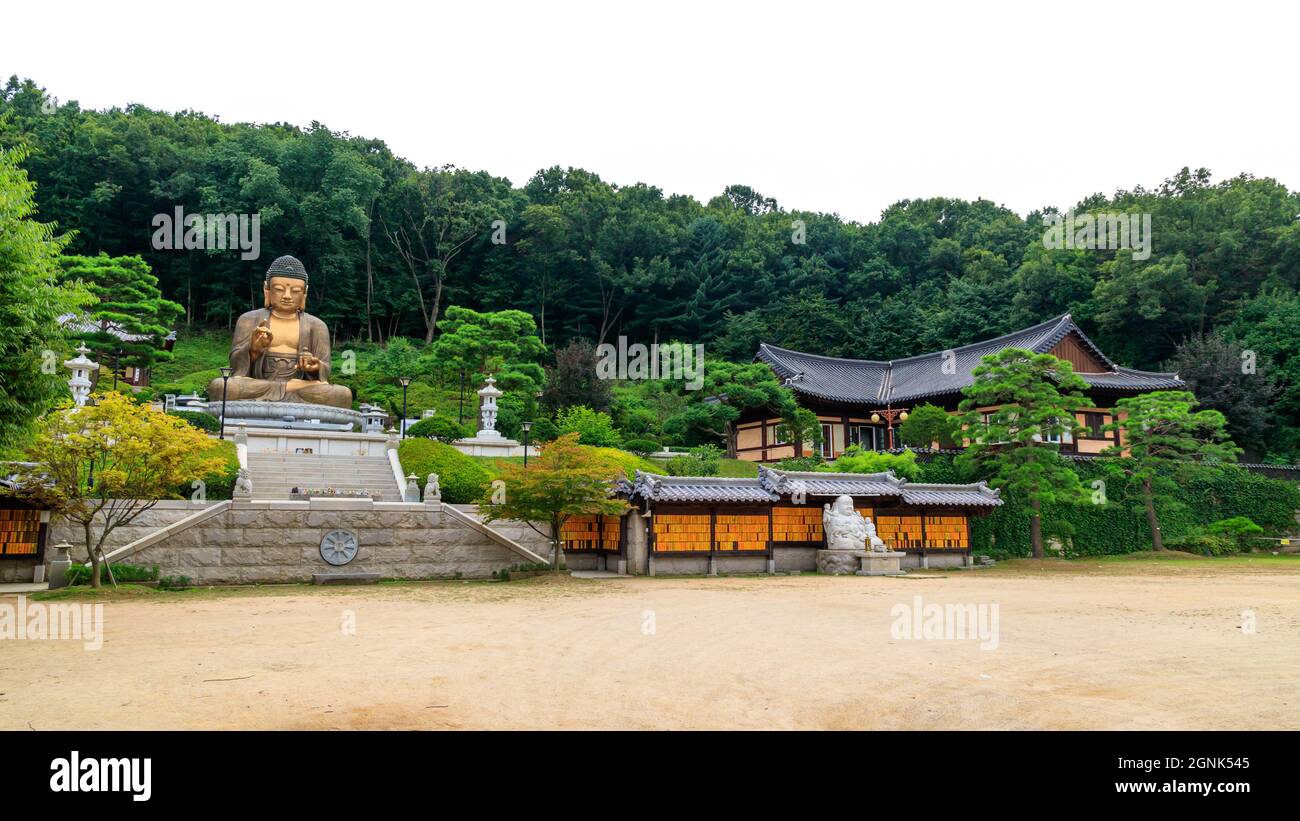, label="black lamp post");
[458,368,466,424]
[218,366,233,440]
[398,376,412,439]
[85,395,98,490]
[111,348,123,391]
[521,421,532,468]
